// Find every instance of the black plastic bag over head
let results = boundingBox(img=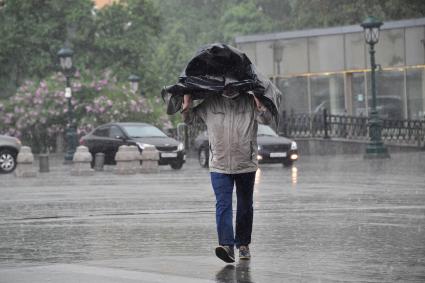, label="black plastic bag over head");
[162,43,281,123]
[184,43,254,80]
